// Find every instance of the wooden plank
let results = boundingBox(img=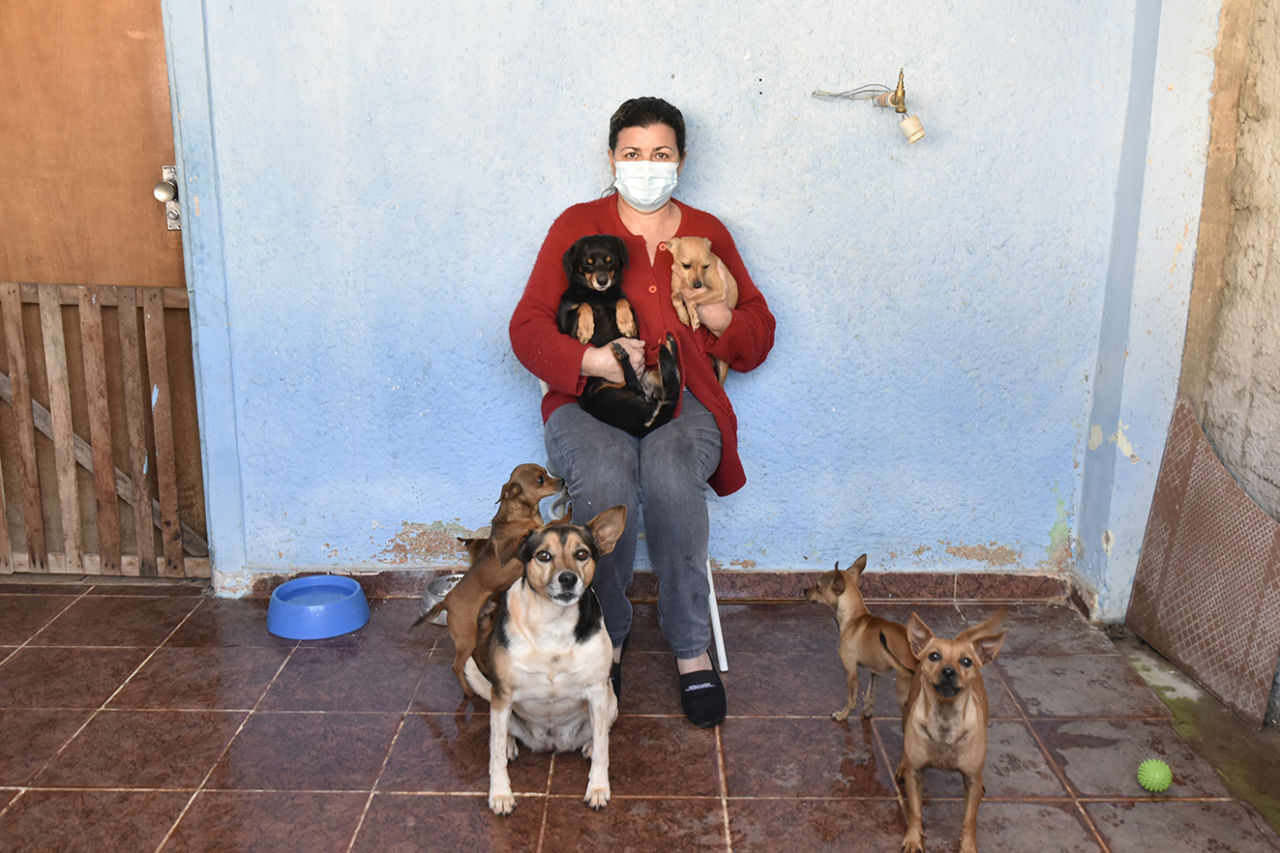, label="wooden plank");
[116,287,156,576]
[78,286,122,574]
[7,282,188,310]
[143,288,183,577]
[0,371,208,557]
[0,282,46,570]
[37,286,82,573]
[0,447,11,572]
